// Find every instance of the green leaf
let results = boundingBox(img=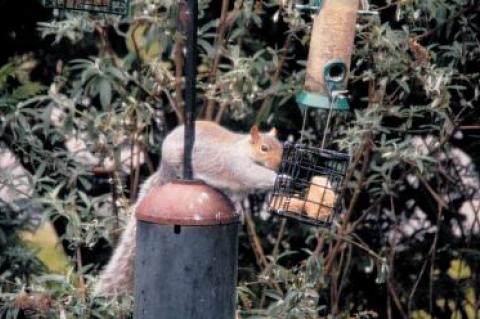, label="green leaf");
[99,78,112,109]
